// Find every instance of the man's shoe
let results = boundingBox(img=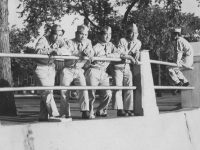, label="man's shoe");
[124,110,134,116]
[96,111,107,117]
[117,110,128,117]
[172,82,183,95]
[82,111,90,119]
[182,82,189,86]
[175,82,183,86]
[38,118,48,122]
